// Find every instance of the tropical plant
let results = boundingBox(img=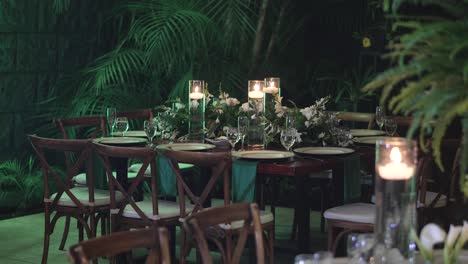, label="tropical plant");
[0,157,44,210]
[363,0,468,196]
[334,66,377,112]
